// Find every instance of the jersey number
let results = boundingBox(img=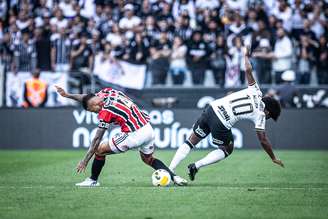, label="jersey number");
[230,96,253,116]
